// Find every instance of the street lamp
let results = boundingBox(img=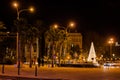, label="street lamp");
[52,22,75,66]
[53,22,75,33]
[13,1,34,75]
[68,22,75,28]
[108,38,114,59]
[13,2,34,20]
